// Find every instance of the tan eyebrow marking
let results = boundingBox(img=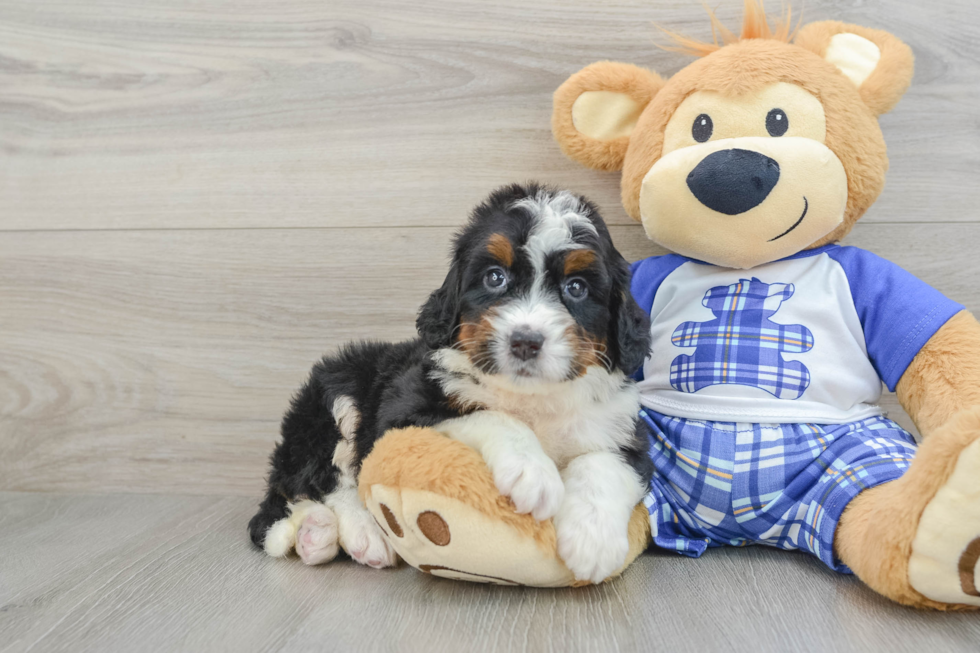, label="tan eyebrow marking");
[487,233,514,267]
[563,249,597,276]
